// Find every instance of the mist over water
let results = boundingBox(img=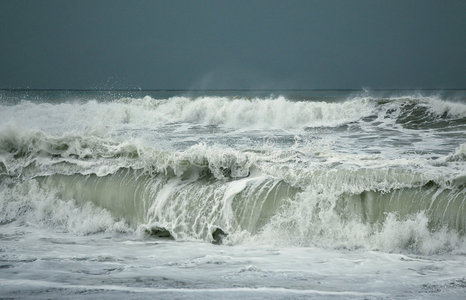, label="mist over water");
[1,90,465,298]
